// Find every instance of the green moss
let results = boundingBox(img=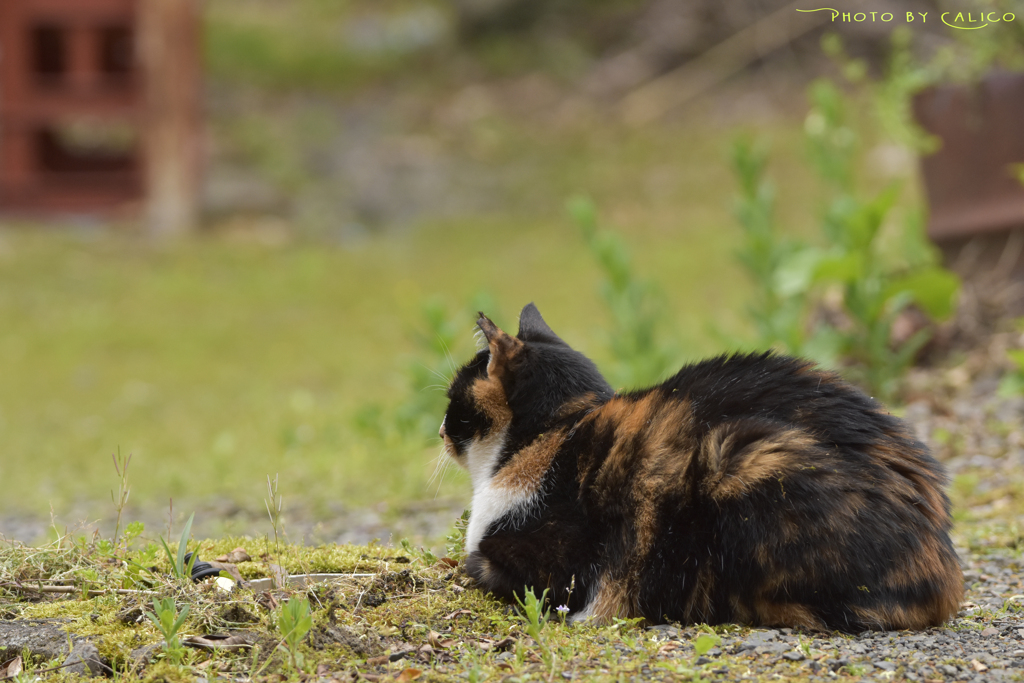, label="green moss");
[142,661,195,683]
